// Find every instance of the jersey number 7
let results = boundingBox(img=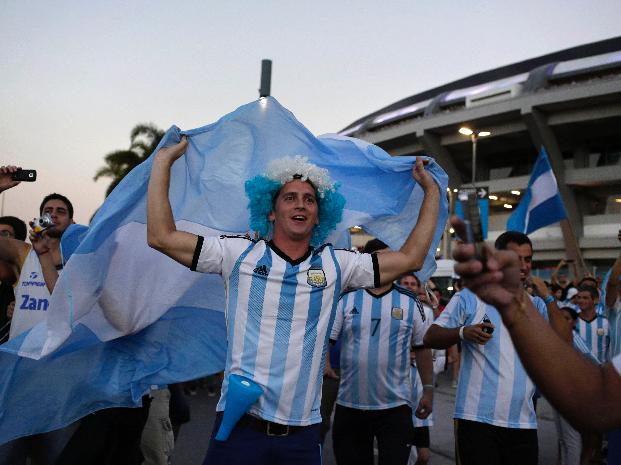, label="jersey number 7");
[371,318,381,336]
